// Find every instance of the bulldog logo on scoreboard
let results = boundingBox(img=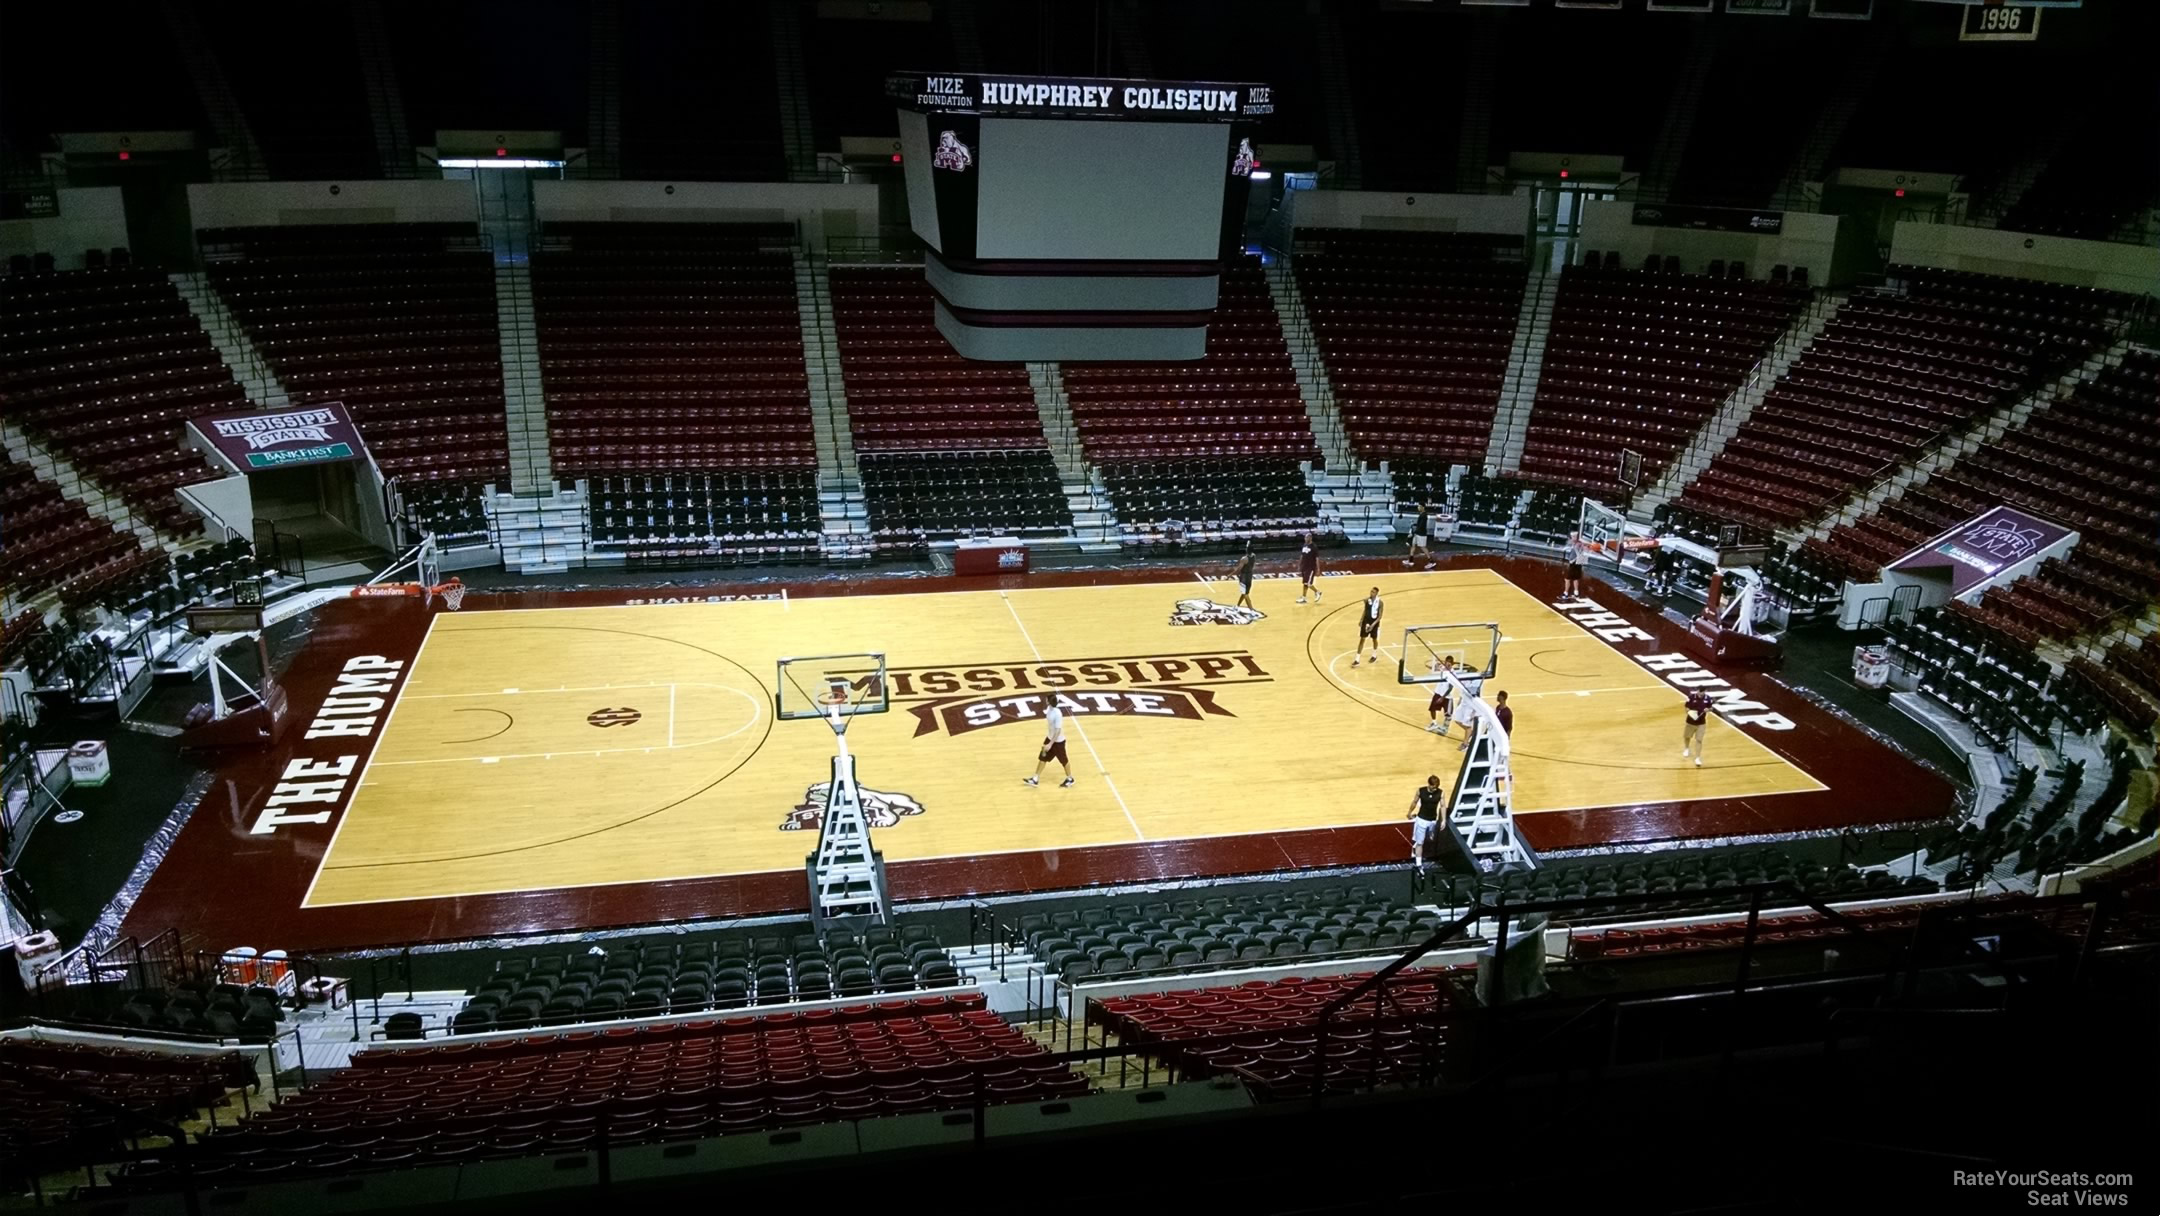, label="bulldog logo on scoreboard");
[1231,138,1255,178]
[931,130,974,172]
[1169,599,1265,626]
[782,782,926,832]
